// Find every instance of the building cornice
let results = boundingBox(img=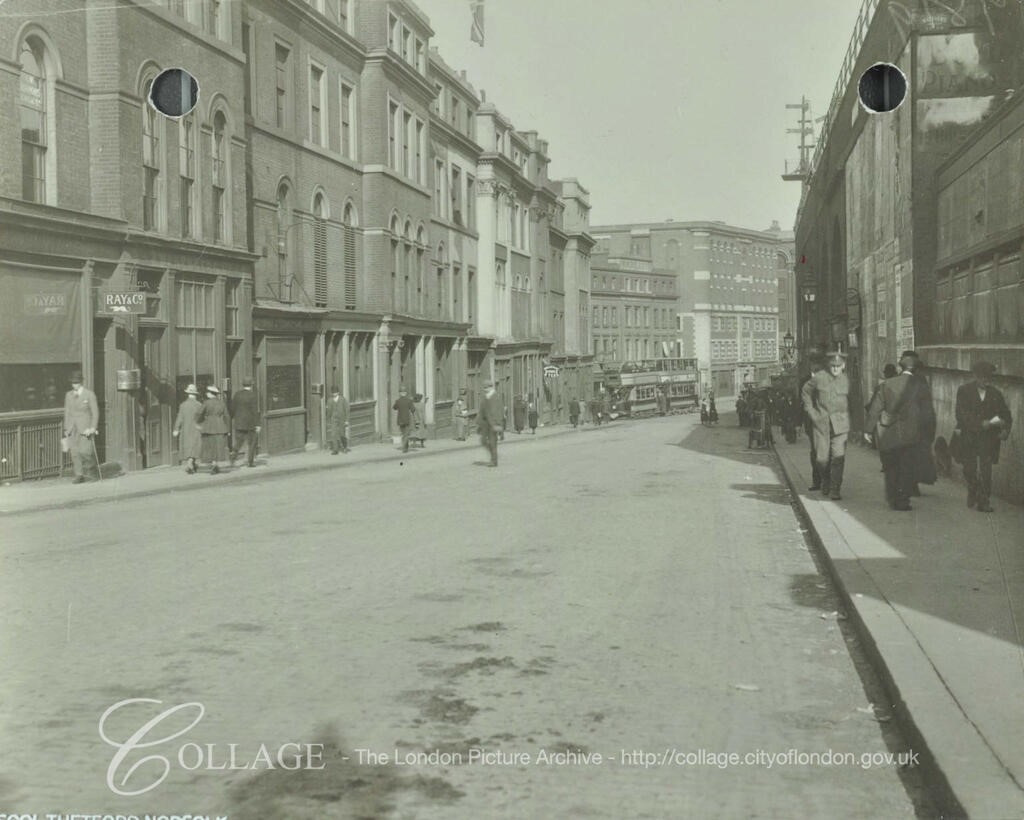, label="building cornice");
[428,113,482,158]
[365,48,436,105]
[246,0,366,65]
